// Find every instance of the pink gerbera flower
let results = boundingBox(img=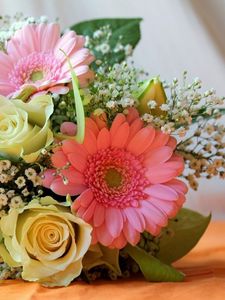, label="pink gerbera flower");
[0,23,94,99]
[43,109,187,249]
